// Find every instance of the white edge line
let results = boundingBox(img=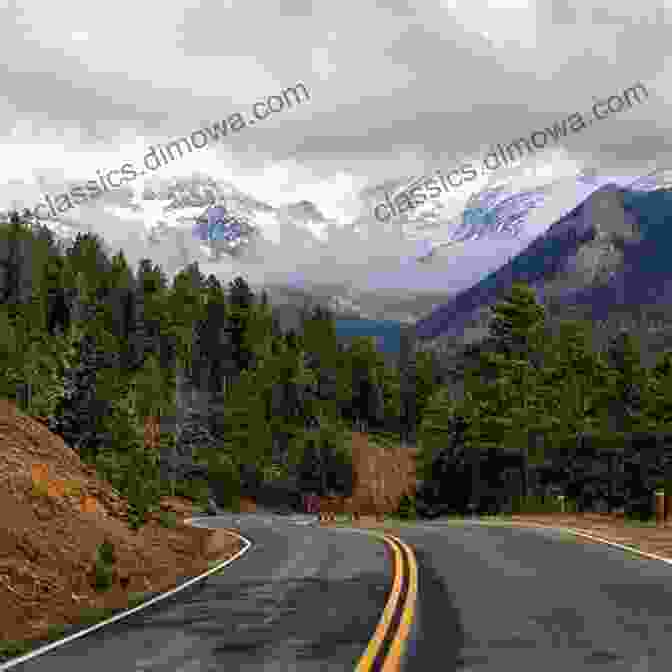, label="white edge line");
[0,518,252,671]
[333,518,672,567]
[423,518,672,567]
[552,526,672,566]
